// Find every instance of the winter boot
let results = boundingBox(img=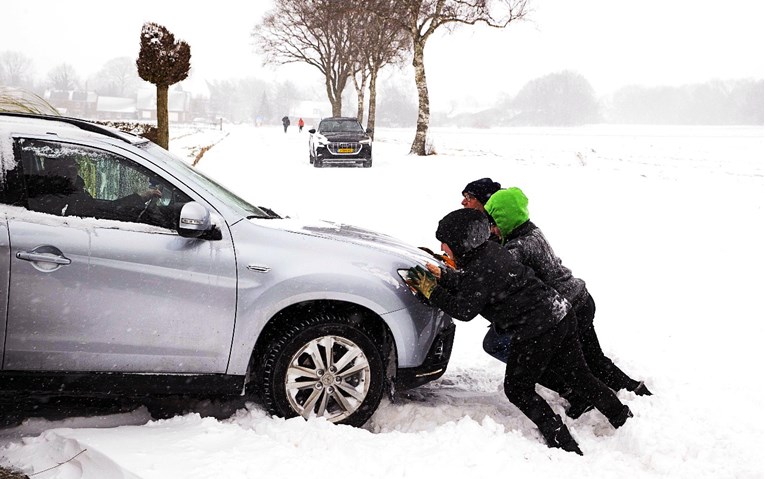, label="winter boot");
[608,405,633,429]
[539,416,583,455]
[565,400,594,420]
[631,381,653,396]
